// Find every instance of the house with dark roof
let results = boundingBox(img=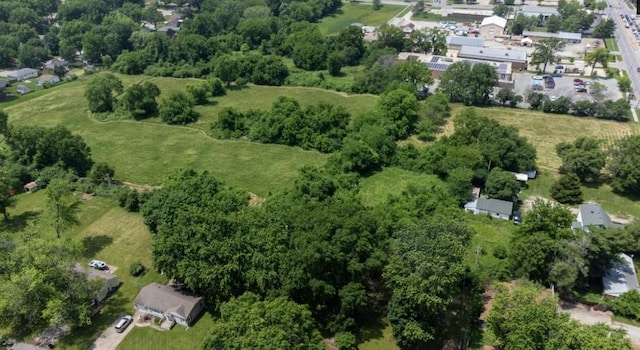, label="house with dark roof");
[603,253,640,297]
[457,46,528,70]
[134,282,205,328]
[464,198,514,220]
[572,203,623,232]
